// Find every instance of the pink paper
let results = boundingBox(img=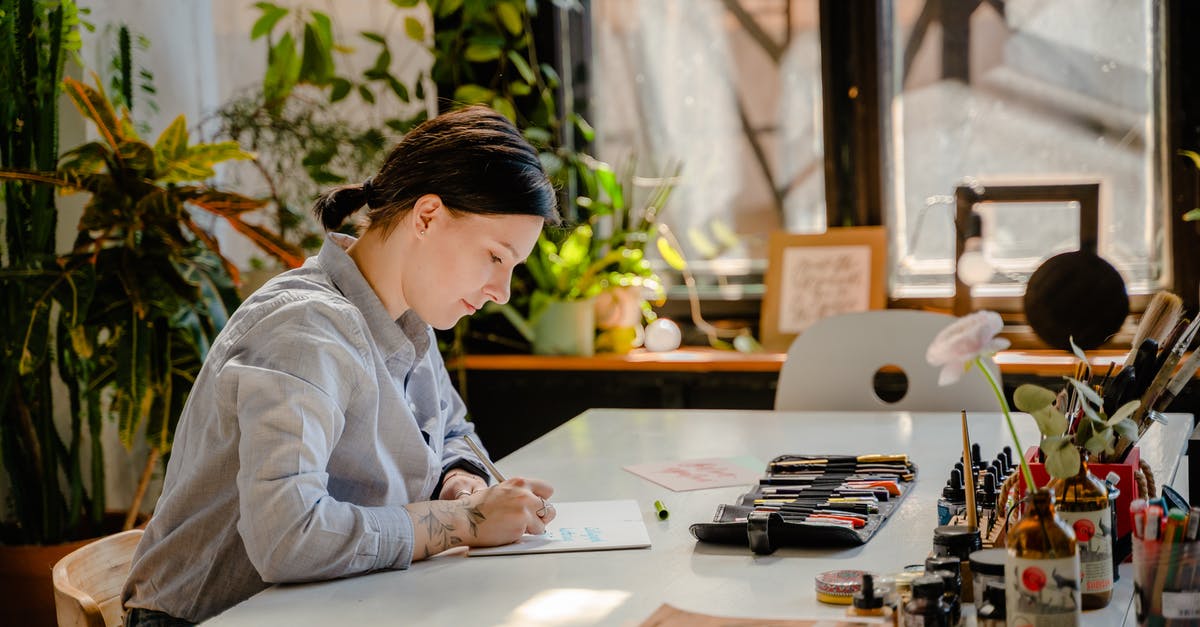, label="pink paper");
[623,457,761,491]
